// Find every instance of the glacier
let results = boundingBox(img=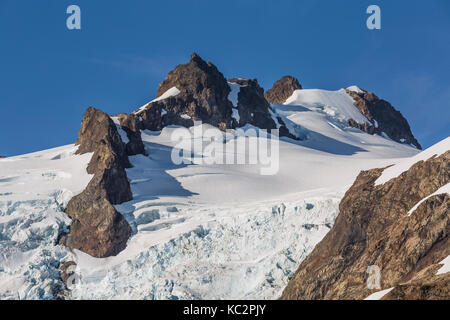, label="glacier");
[0,87,421,300]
